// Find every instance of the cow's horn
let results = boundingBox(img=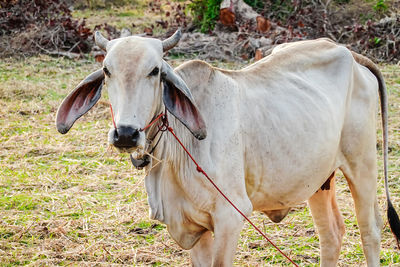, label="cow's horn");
[95,31,109,51]
[162,28,182,52]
